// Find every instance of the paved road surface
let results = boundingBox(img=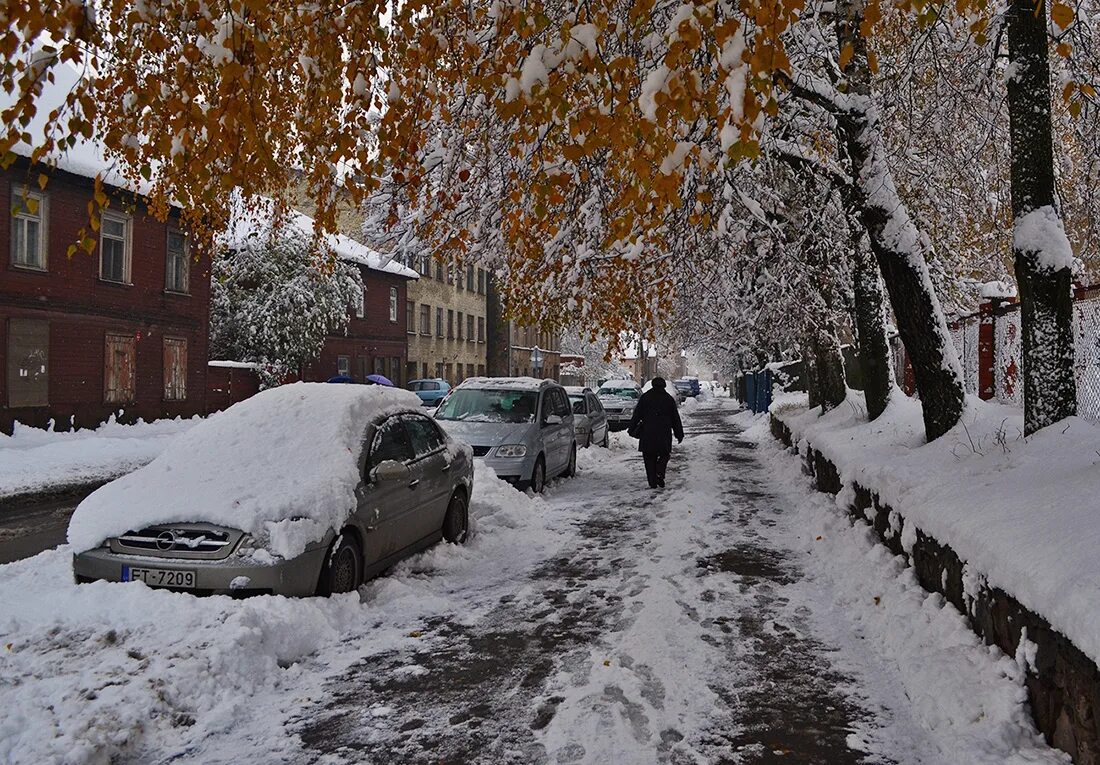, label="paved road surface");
[0,492,88,564]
